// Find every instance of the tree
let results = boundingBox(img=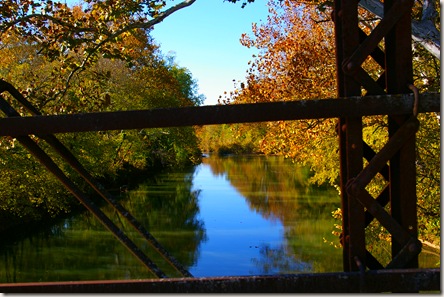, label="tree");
[219,0,440,249]
[1,0,439,100]
[0,25,203,231]
[0,0,197,94]
[228,0,441,59]
[229,1,340,186]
